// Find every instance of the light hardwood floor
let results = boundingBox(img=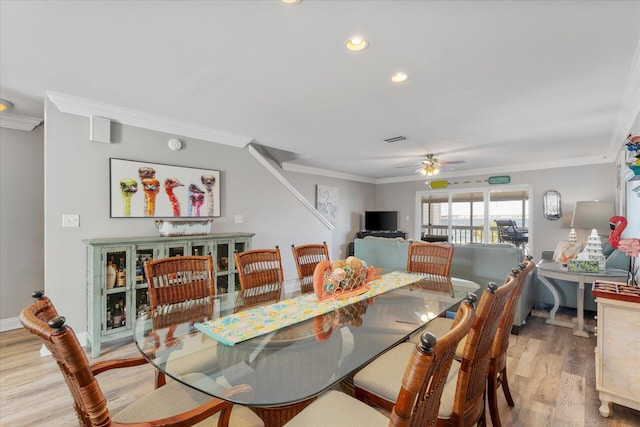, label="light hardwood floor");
[1,309,639,426]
